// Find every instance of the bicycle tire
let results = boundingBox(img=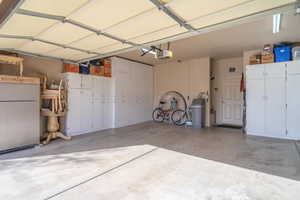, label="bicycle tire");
[171,109,187,126]
[152,108,164,123]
